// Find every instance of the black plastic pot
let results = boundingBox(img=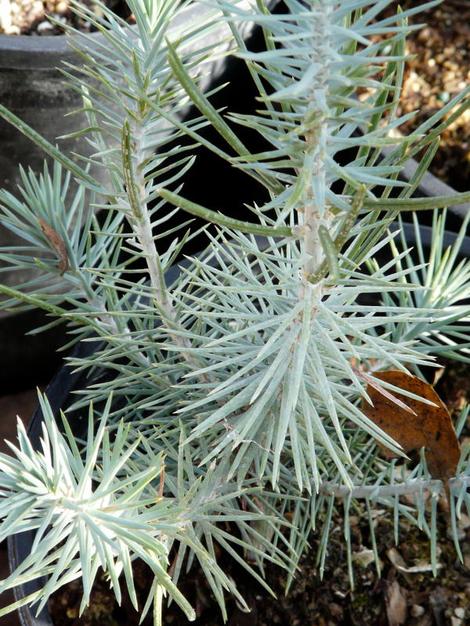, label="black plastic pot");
[381,146,470,222]
[0,0,274,196]
[0,2,255,393]
[0,30,112,309]
[0,33,101,194]
[7,222,470,626]
[0,29,113,395]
